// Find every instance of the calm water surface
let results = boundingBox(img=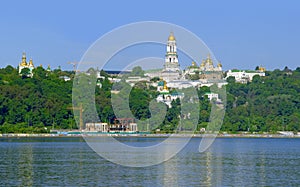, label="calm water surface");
[0,137,299,186]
